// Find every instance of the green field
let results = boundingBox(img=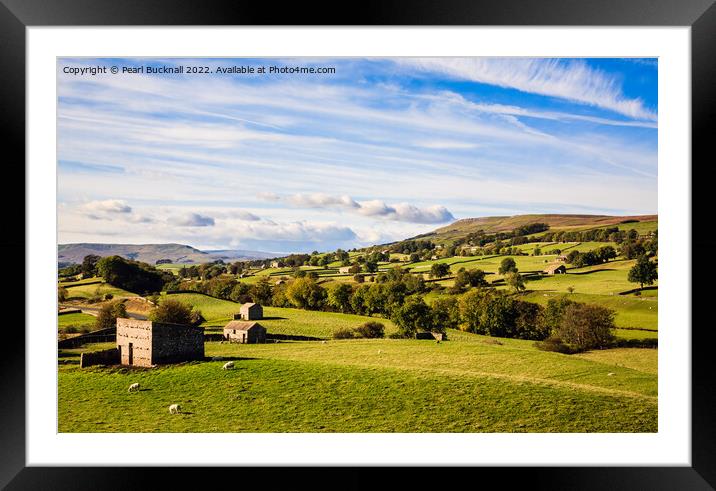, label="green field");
[63,281,136,299]
[58,334,657,433]
[58,312,97,332]
[164,292,397,338]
